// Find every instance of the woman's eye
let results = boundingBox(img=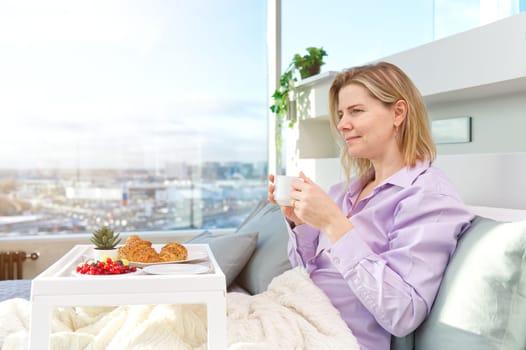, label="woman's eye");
[351,108,363,114]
